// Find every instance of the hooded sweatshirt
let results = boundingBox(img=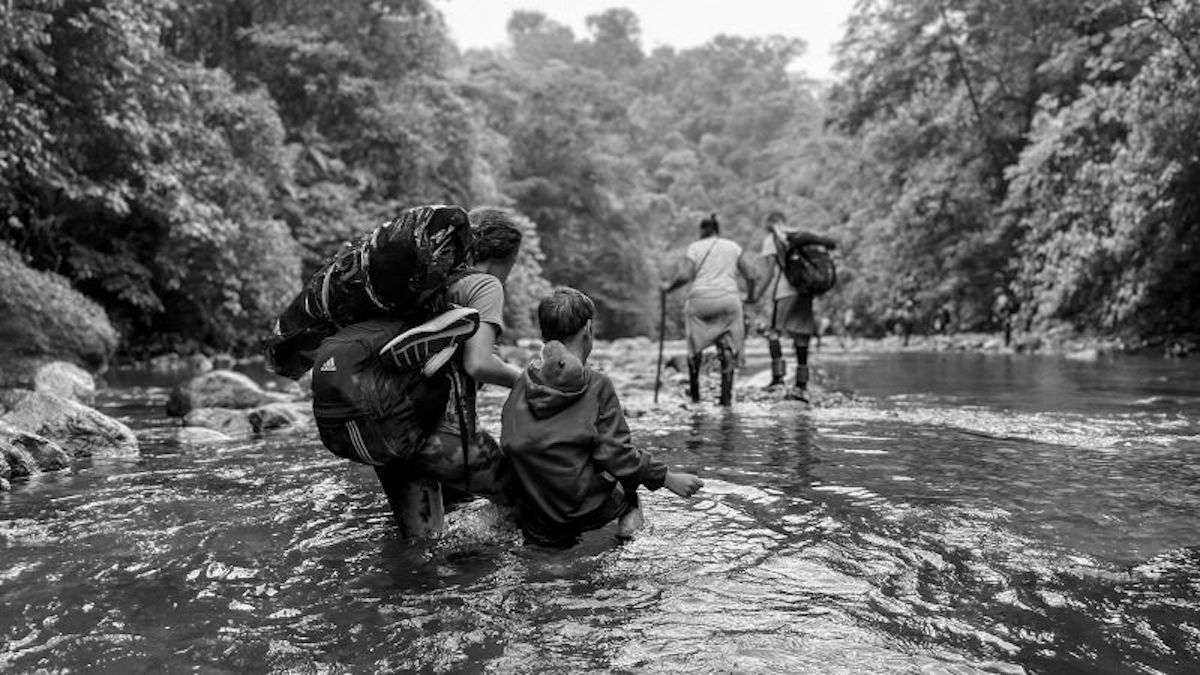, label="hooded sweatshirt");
[501,341,668,541]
